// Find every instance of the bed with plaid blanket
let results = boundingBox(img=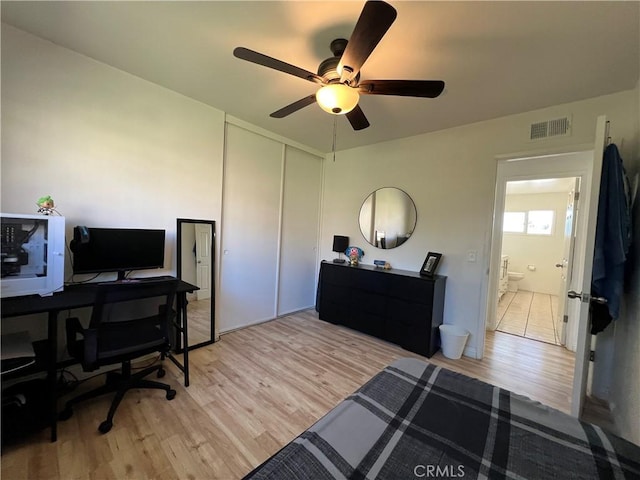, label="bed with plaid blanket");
[244,357,640,479]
